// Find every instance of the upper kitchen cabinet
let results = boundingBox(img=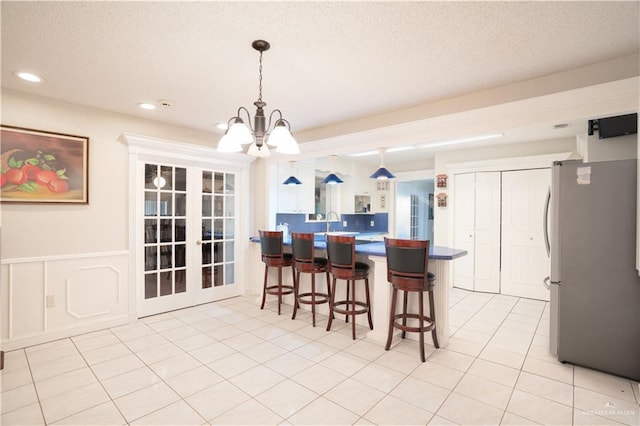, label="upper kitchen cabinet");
[340,175,377,214]
[276,163,315,213]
